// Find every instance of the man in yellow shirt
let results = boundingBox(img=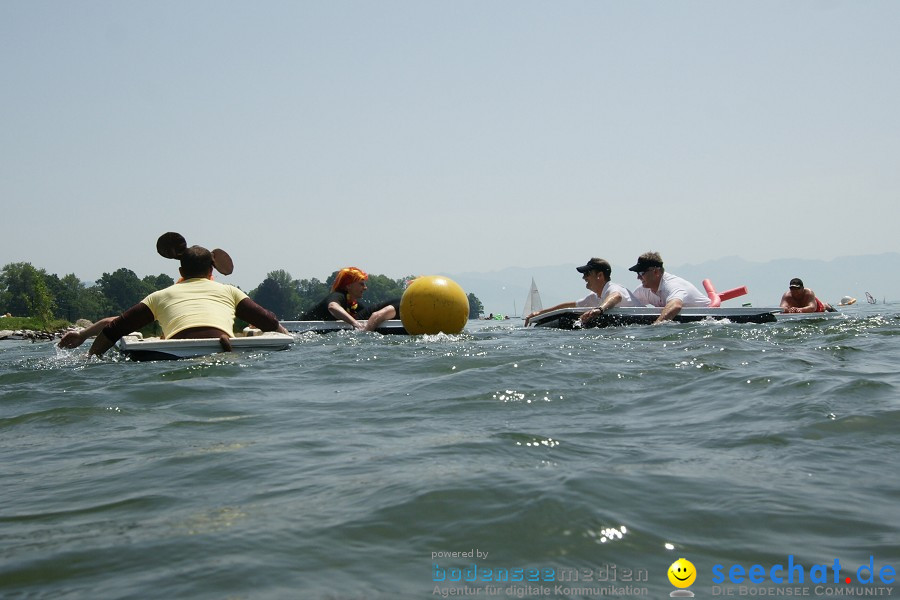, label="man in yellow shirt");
[59,232,288,355]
